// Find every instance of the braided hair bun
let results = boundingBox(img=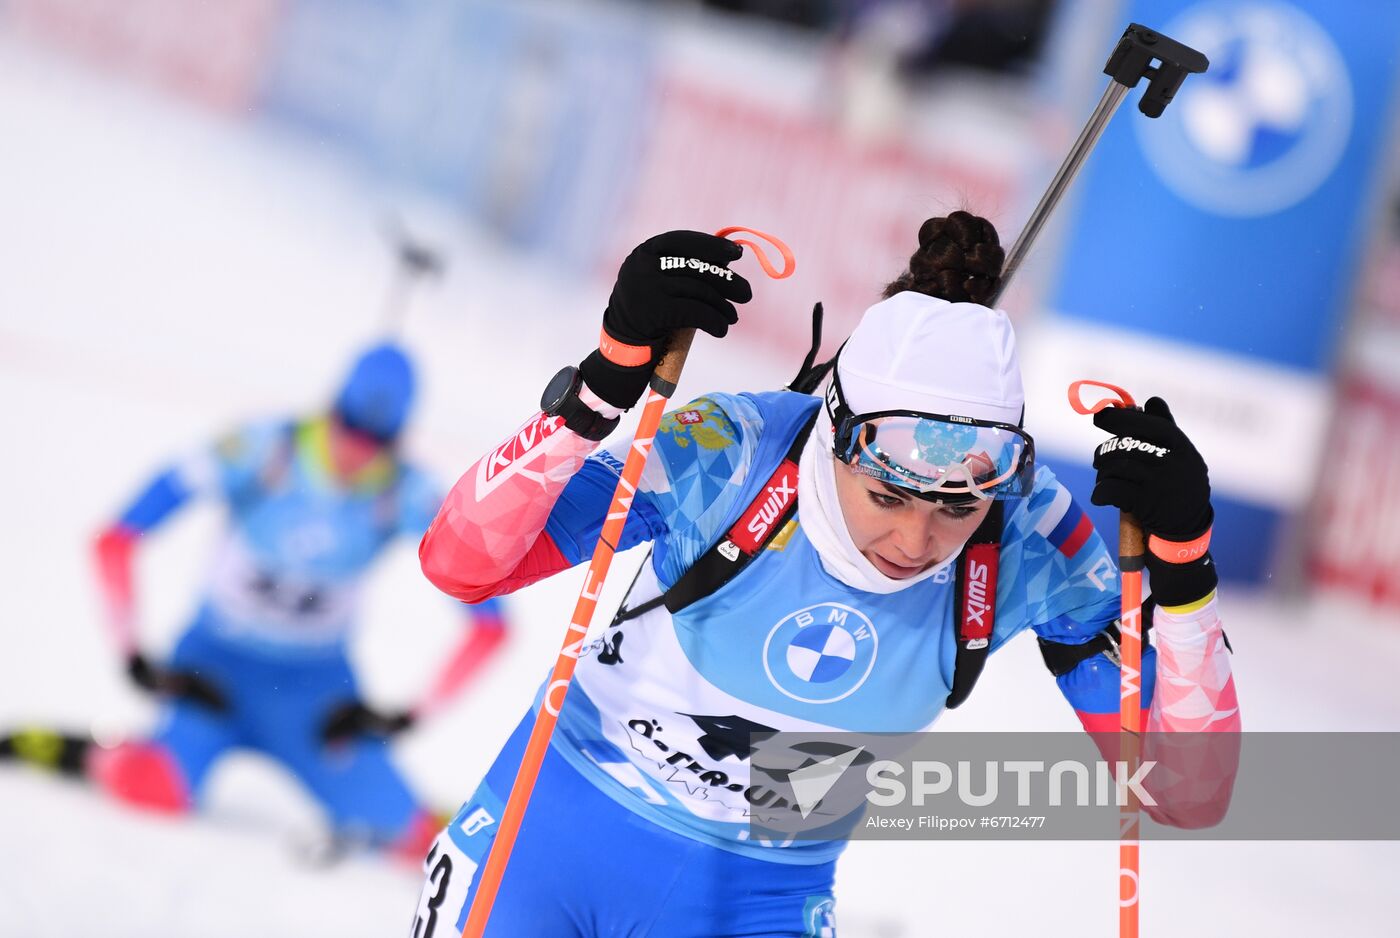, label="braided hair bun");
[882,211,1005,305]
